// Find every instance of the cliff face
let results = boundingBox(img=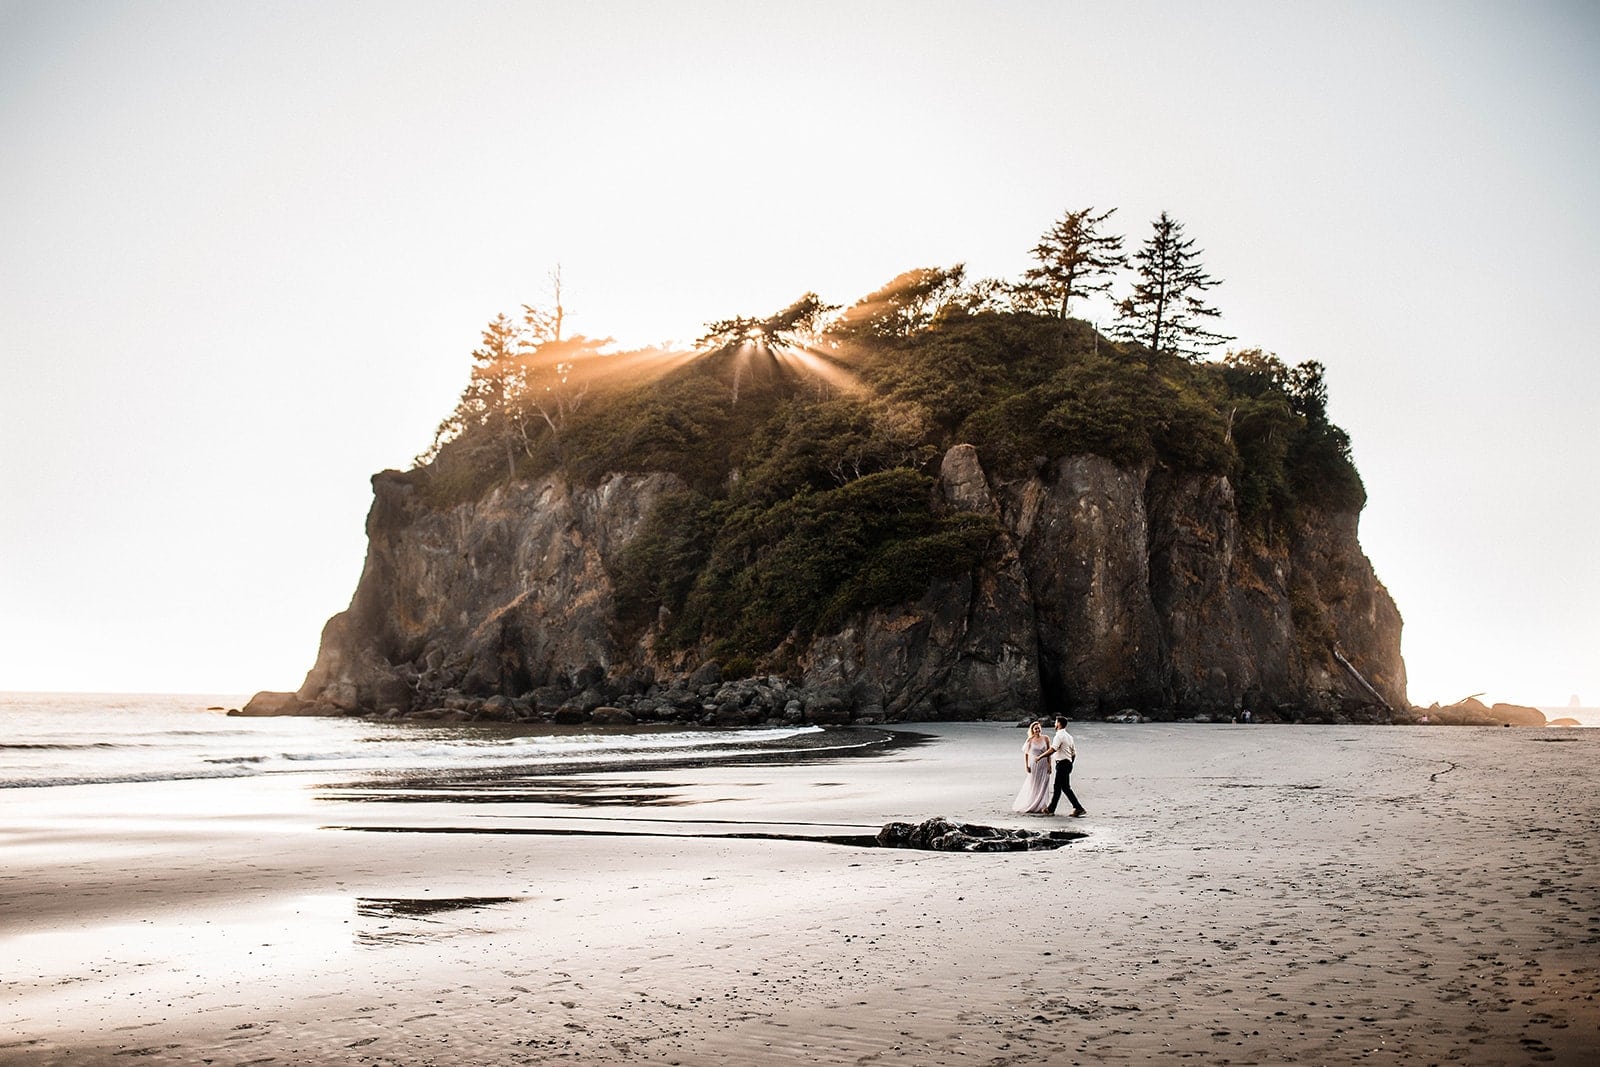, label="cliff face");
[296,468,683,714]
[1001,453,1404,717]
[798,446,1042,719]
[285,445,1405,722]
